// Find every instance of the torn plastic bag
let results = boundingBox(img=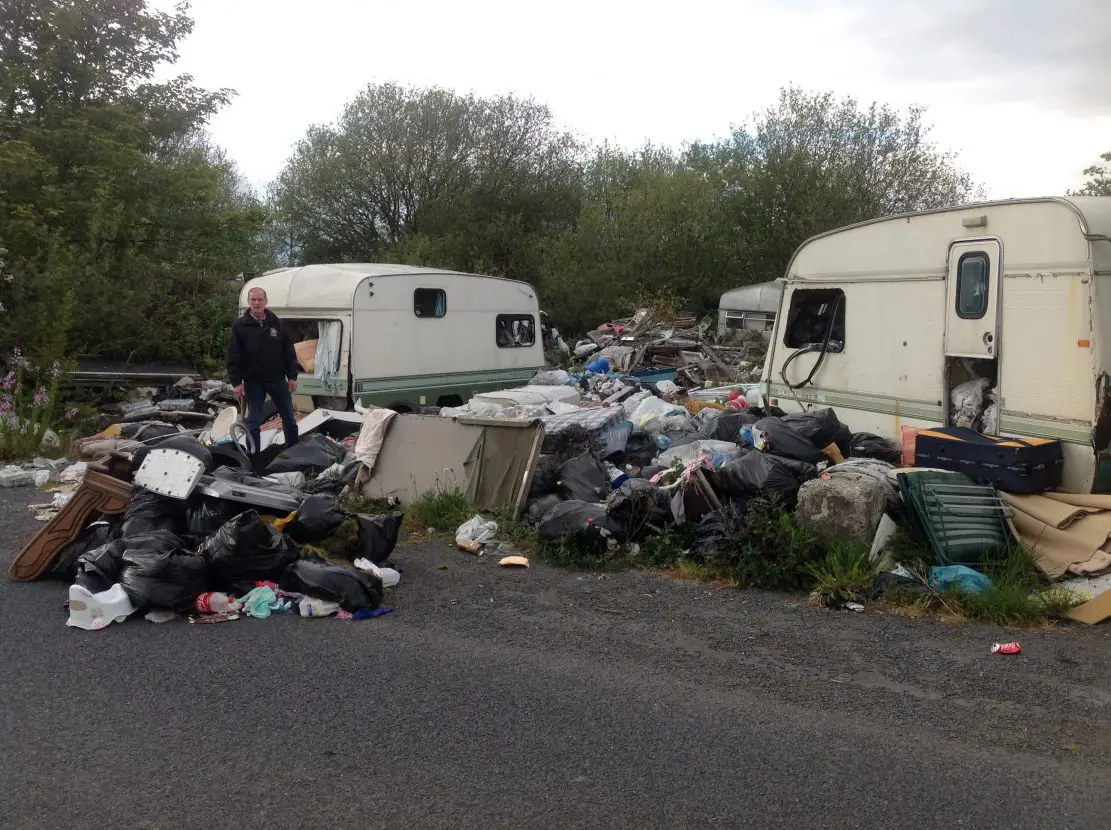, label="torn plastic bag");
[951,378,991,429]
[456,515,499,553]
[121,488,187,537]
[713,452,817,508]
[74,540,127,594]
[848,432,902,465]
[264,433,348,478]
[49,520,116,582]
[184,496,245,545]
[556,453,611,503]
[753,418,828,465]
[538,500,625,551]
[130,434,214,475]
[286,493,347,544]
[780,408,848,453]
[279,559,383,612]
[352,514,403,564]
[212,467,300,494]
[300,459,361,495]
[607,478,671,537]
[200,510,300,594]
[118,533,208,610]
